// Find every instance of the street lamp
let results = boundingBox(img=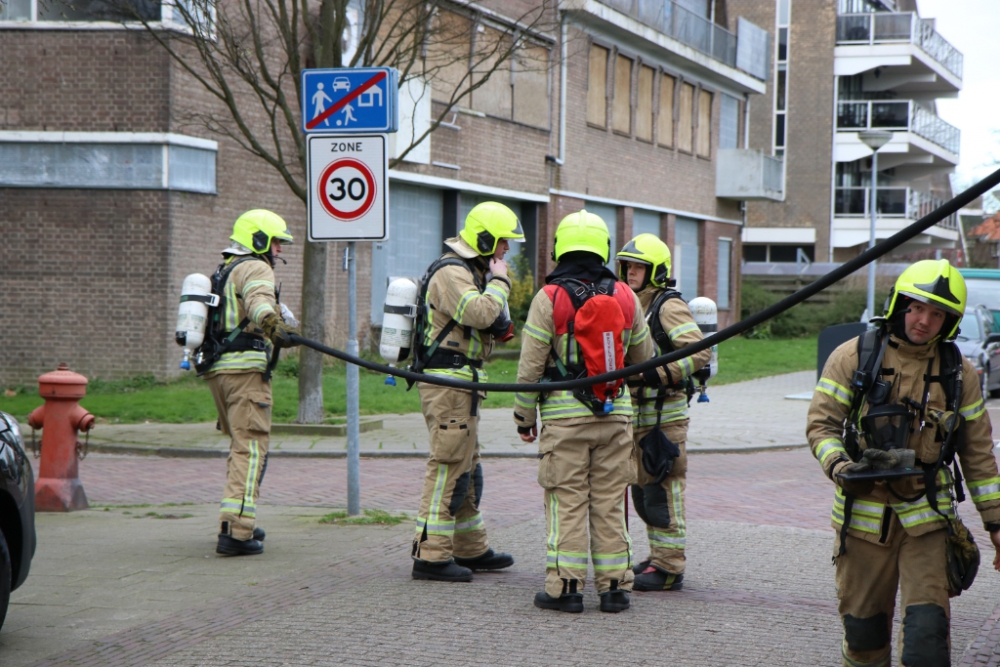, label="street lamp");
[859,129,893,323]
